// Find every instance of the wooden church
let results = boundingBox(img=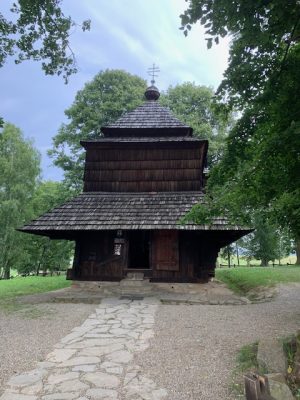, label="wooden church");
[21,82,250,282]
